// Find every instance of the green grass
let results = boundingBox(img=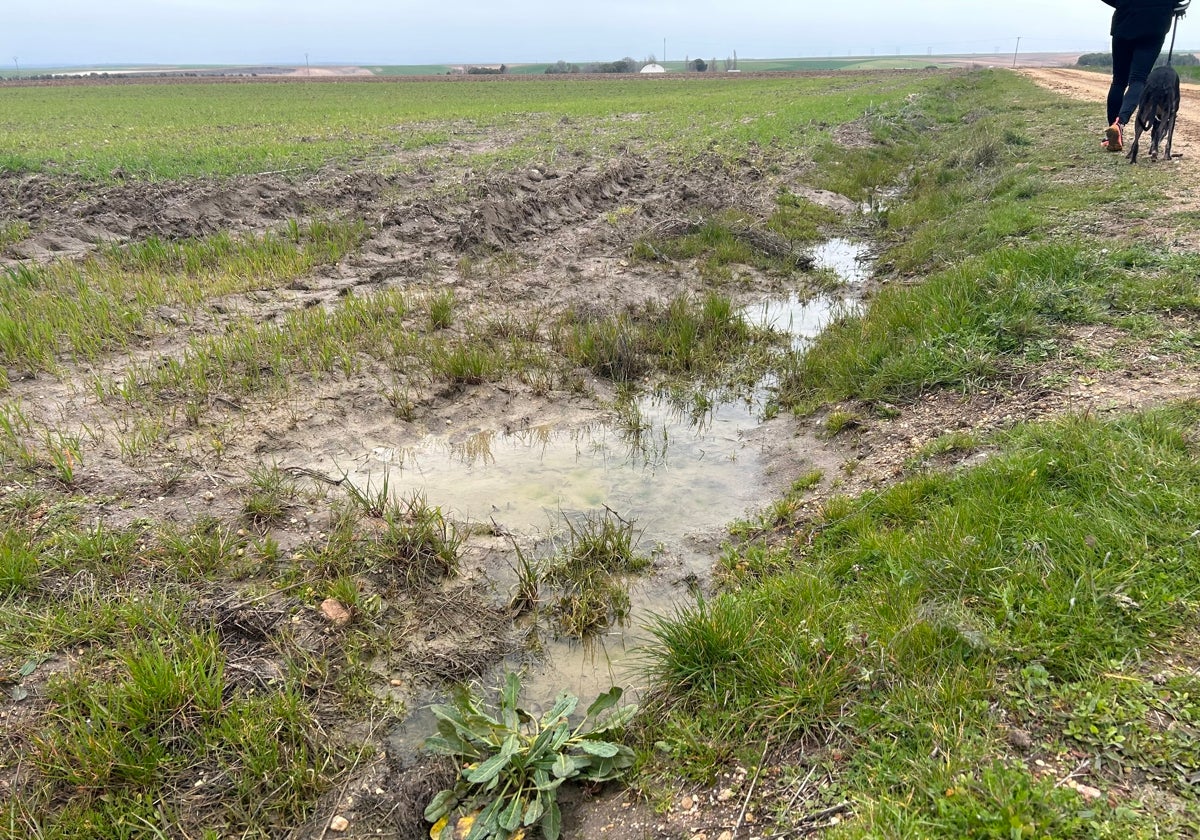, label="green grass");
[0,72,945,180]
[643,405,1200,833]
[552,292,776,385]
[775,70,1200,412]
[636,67,1200,836]
[17,632,337,836]
[0,220,365,374]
